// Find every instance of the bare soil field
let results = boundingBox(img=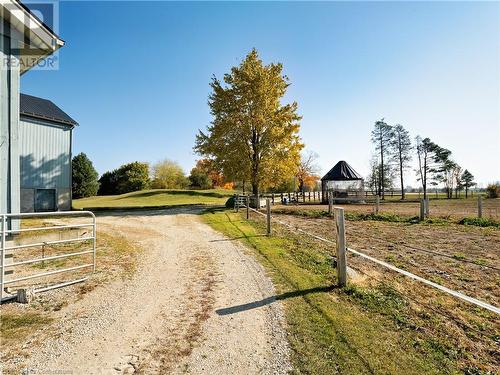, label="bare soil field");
[1,208,290,374]
[247,209,499,371]
[273,198,500,220]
